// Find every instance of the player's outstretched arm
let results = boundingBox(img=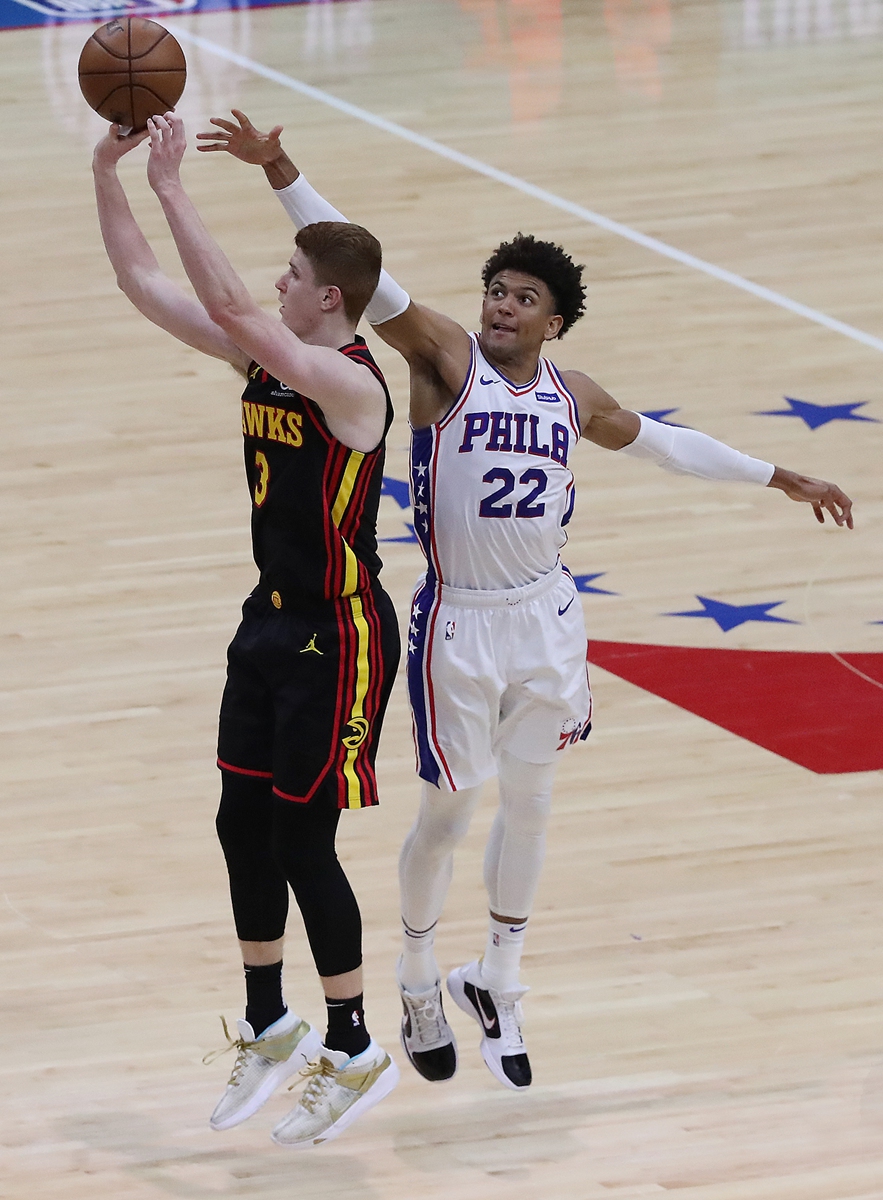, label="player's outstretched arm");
[196,110,473,416]
[566,370,853,528]
[147,113,385,452]
[92,127,249,370]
